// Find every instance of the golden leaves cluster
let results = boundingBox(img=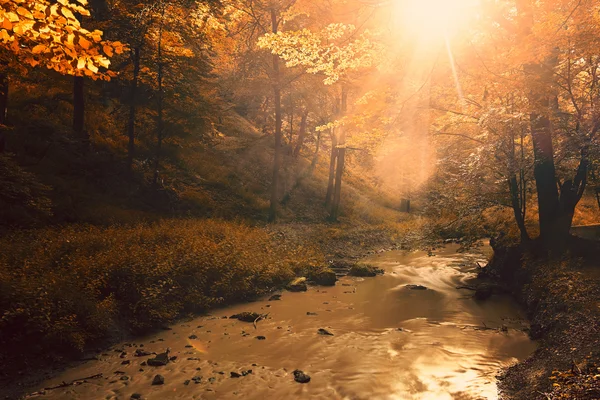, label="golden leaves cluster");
[0,0,126,79]
[258,23,383,85]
